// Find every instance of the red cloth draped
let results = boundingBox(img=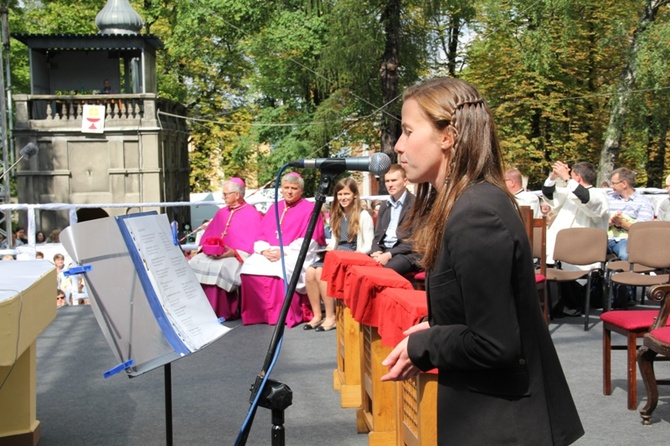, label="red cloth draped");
[321,250,378,298]
[344,265,412,327]
[377,287,438,375]
[378,288,427,347]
